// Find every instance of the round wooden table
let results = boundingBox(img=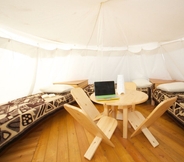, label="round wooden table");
[90,90,148,138]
